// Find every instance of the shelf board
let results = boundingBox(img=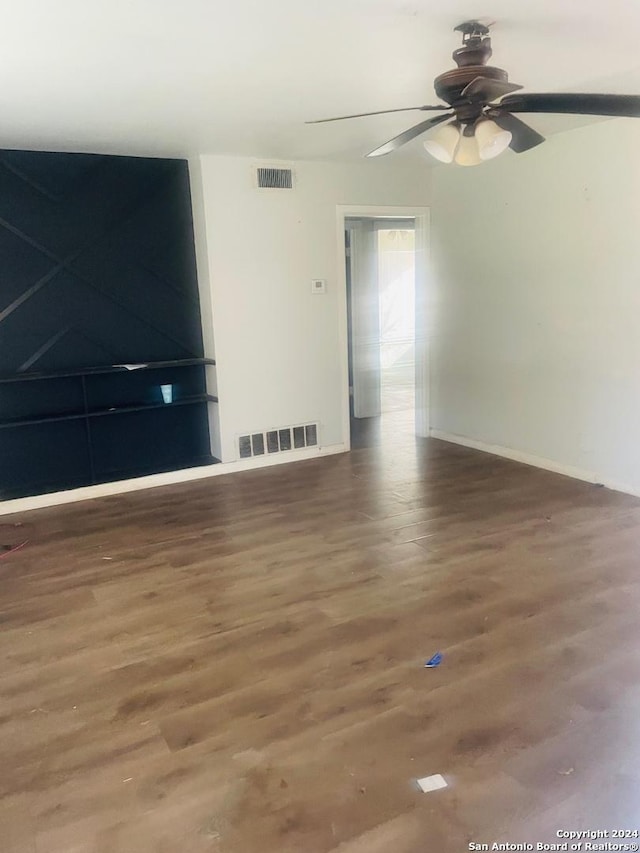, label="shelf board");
[0,358,216,385]
[89,395,218,419]
[0,395,218,429]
